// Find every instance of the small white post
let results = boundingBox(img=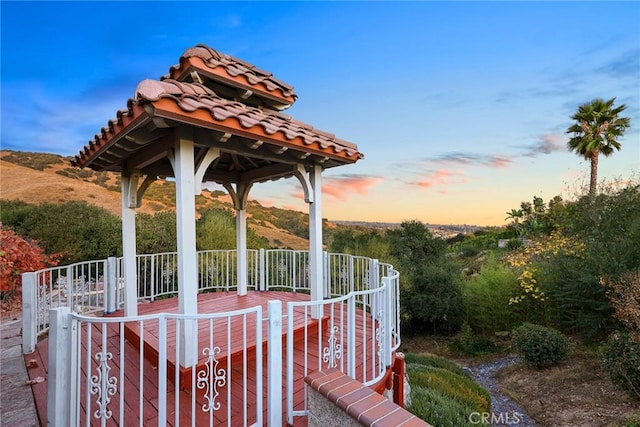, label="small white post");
[371,259,379,291]
[21,272,37,353]
[259,249,266,291]
[150,255,156,302]
[323,251,329,298]
[383,277,393,368]
[347,295,356,378]
[267,300,283,426]
[105,257,117,314]
[47,307,71,427]
[157,316,167,427]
